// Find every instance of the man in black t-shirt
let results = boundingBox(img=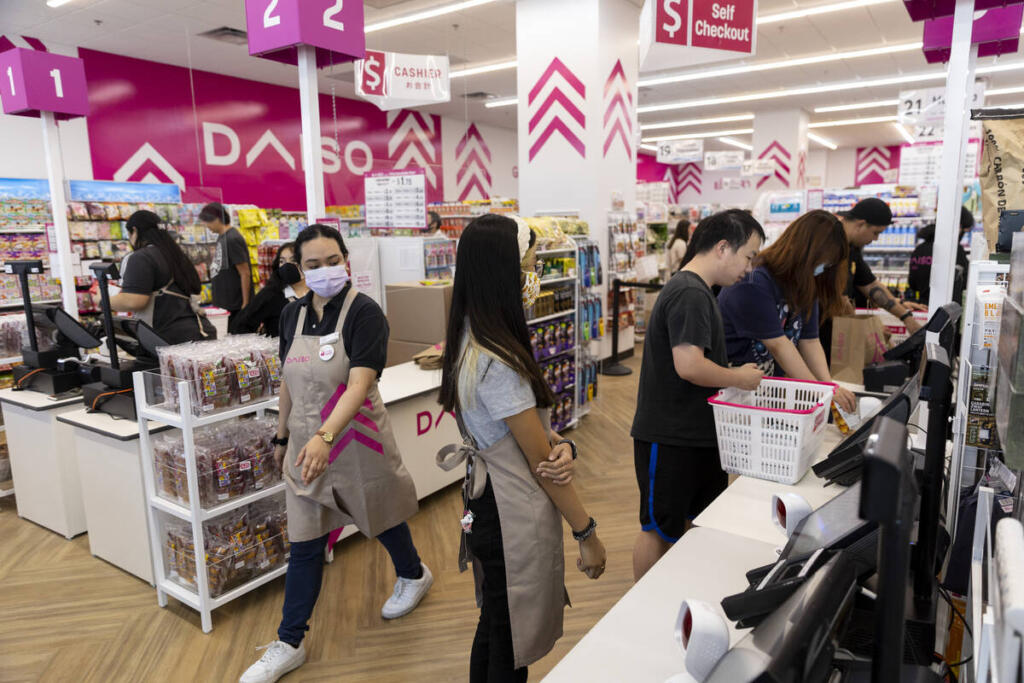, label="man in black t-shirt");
[907,206,973,305]
[631,209,765,580]
[820,198,927,362]
[201,202,251,332]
